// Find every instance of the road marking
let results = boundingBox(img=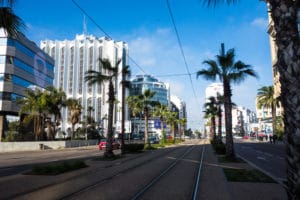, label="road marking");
[257,156,266,161]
